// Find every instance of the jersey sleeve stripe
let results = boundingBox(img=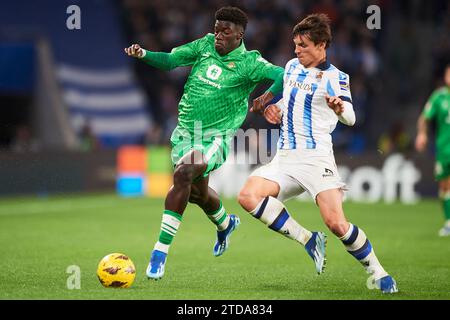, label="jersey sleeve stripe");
[339,96,353,104]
